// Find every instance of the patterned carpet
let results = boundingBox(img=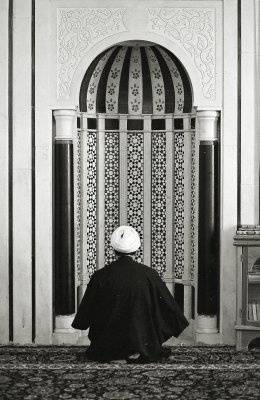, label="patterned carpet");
[0,346,260,399]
